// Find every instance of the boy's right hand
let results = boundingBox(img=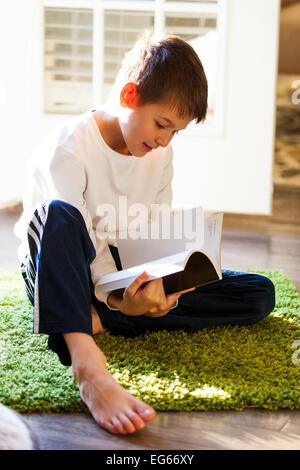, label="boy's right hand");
[107,272,195,317]
[107,272,168,316]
